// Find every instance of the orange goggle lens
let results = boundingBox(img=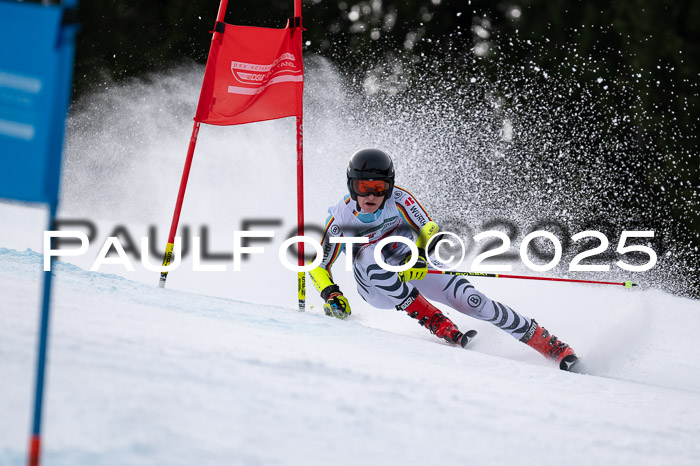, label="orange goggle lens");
[353,179,390,196]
